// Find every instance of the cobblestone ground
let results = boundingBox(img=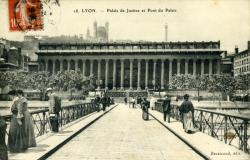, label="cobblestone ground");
[49,104,204,160]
